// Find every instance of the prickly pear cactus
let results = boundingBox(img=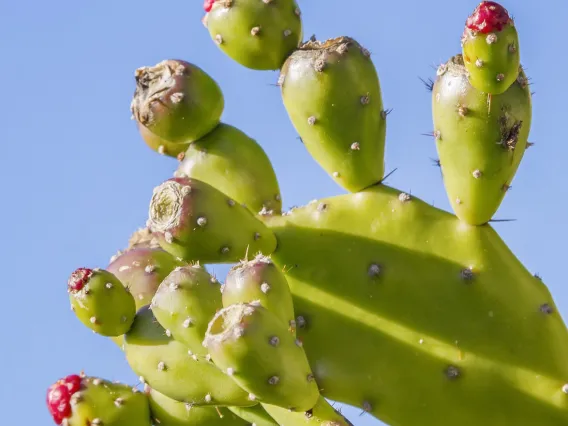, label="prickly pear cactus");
[48,1,568,425]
